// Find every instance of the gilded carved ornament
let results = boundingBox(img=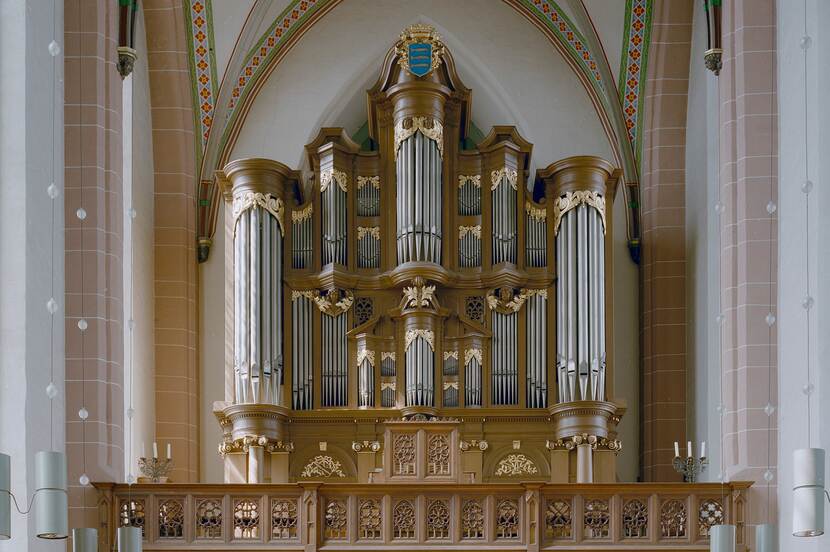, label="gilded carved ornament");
[458,174,481,188]
[459,439,488,451]
[291,203,313,223]
[300,455,346,479]
[291,290,317,302]
[525,201,547,221]
[395,24,445,76]
[381,351,396,362]
[490,167,518,191]
[313,290,354,317]
[494,453,539,476]
[545,433,623,453]
[232,192,285,236]
[356,175,380,190]
[381,381,396,391]
[356,348,376,368]
[352,440,381,453]
[443,350,459,361]
[357,226,381,240]
[443,381,459,390]
[487,288,547,313]
[404,329,435,351]
[319,168,348,193]
[402,278,437,309]
[394,116,444,159]
[552,190,606,235]
[458,225,482,239]
[218,435,294,456]
[464,348,483,366]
